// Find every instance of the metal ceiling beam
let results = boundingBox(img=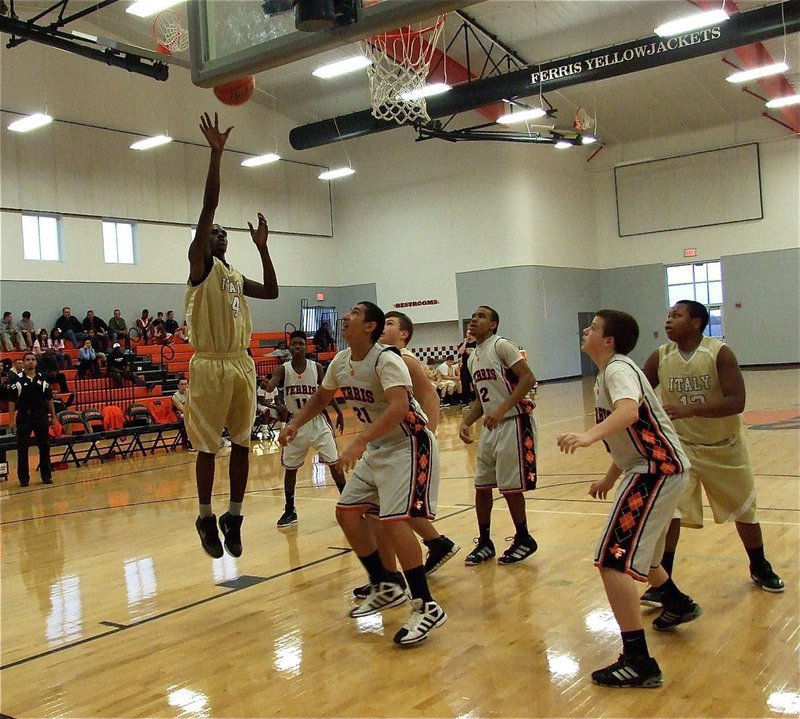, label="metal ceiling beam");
[290,0,800,150]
